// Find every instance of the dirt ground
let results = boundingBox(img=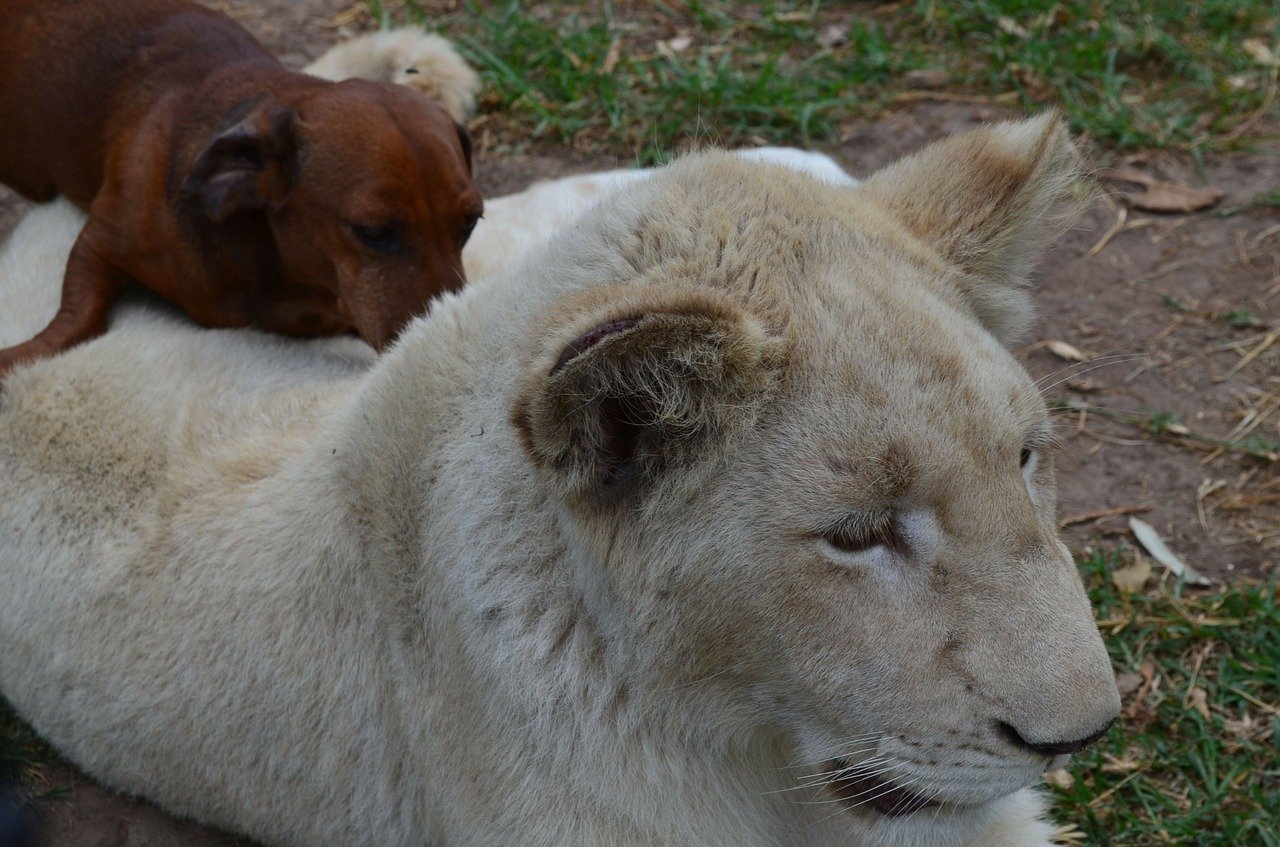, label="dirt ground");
[0,1,1276,844]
